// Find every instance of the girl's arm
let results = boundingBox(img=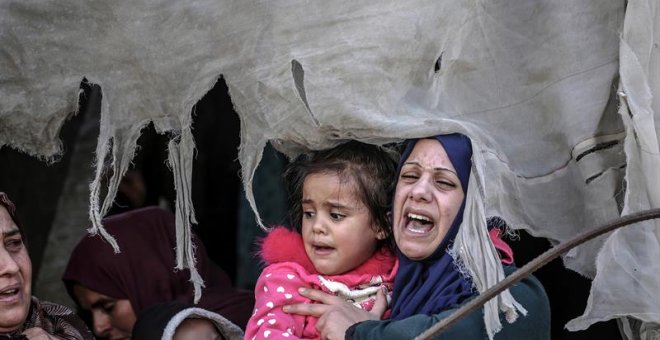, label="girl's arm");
[245,265,311,340]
